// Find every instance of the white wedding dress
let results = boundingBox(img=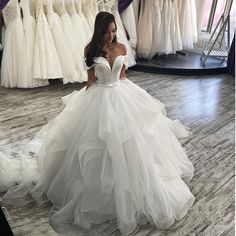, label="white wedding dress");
[1,0,26,87]
[33,0,62,80]
[0,54,194,235]
[46,0,78,84]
